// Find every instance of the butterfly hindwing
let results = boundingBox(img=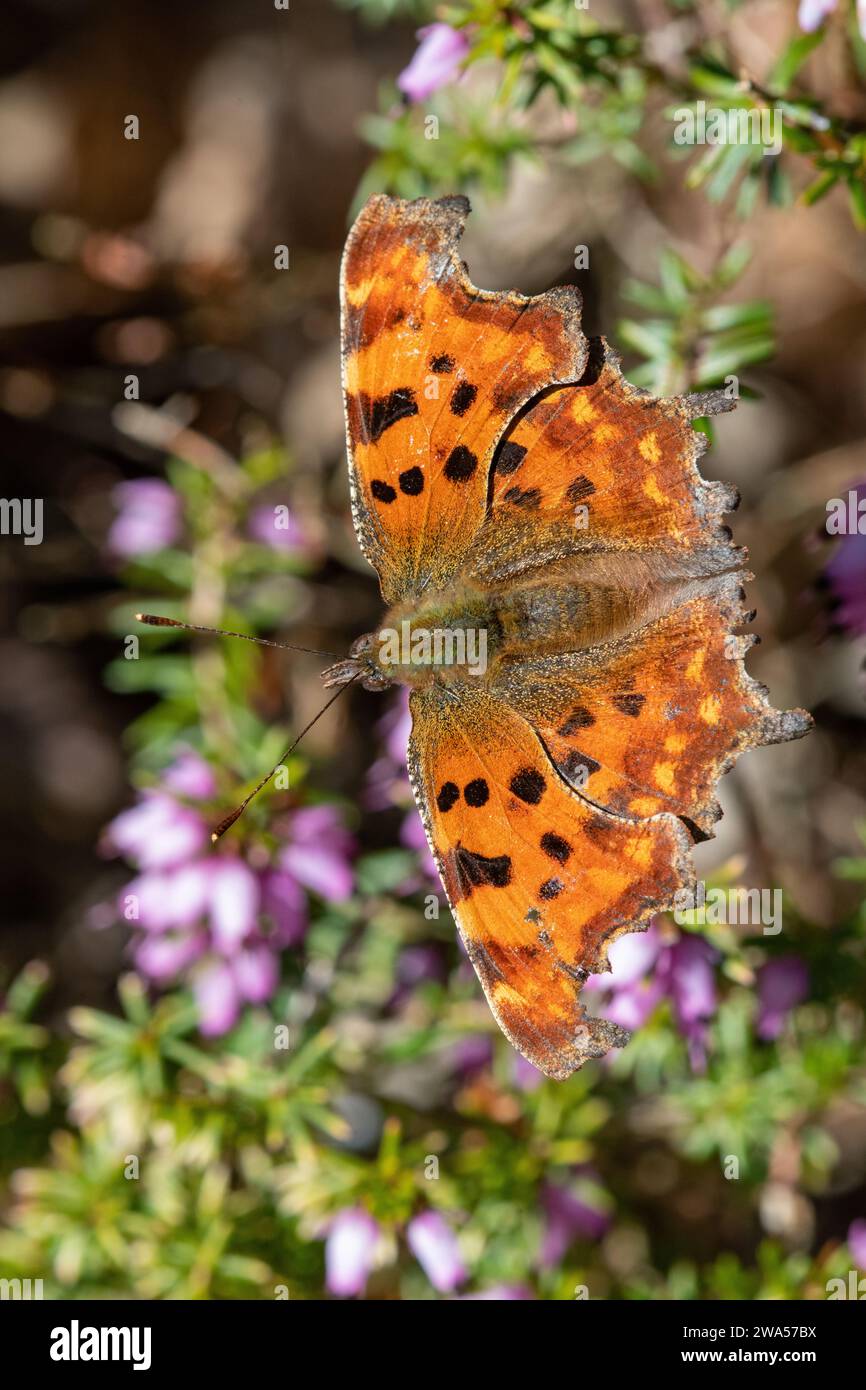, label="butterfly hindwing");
[341,194,587,603]
[493,573,812,836]
[406,684,693,1079]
